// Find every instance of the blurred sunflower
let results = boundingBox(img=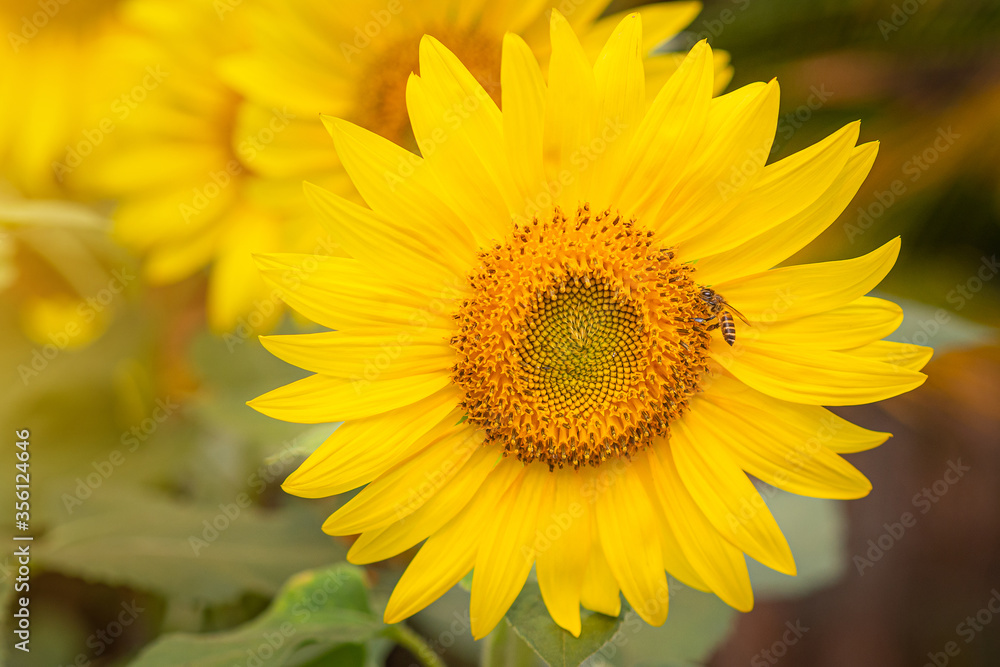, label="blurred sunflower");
[76,0,324,333]
[0,187,128,352]
[80,0,727,334]
[0,0,136,199]
[222,0,731,162]
[251,12,931,638]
